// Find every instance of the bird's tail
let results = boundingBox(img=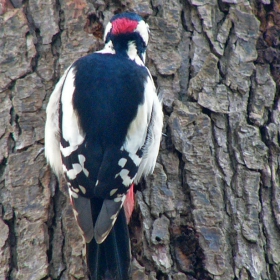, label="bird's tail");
[87,205,131,280]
